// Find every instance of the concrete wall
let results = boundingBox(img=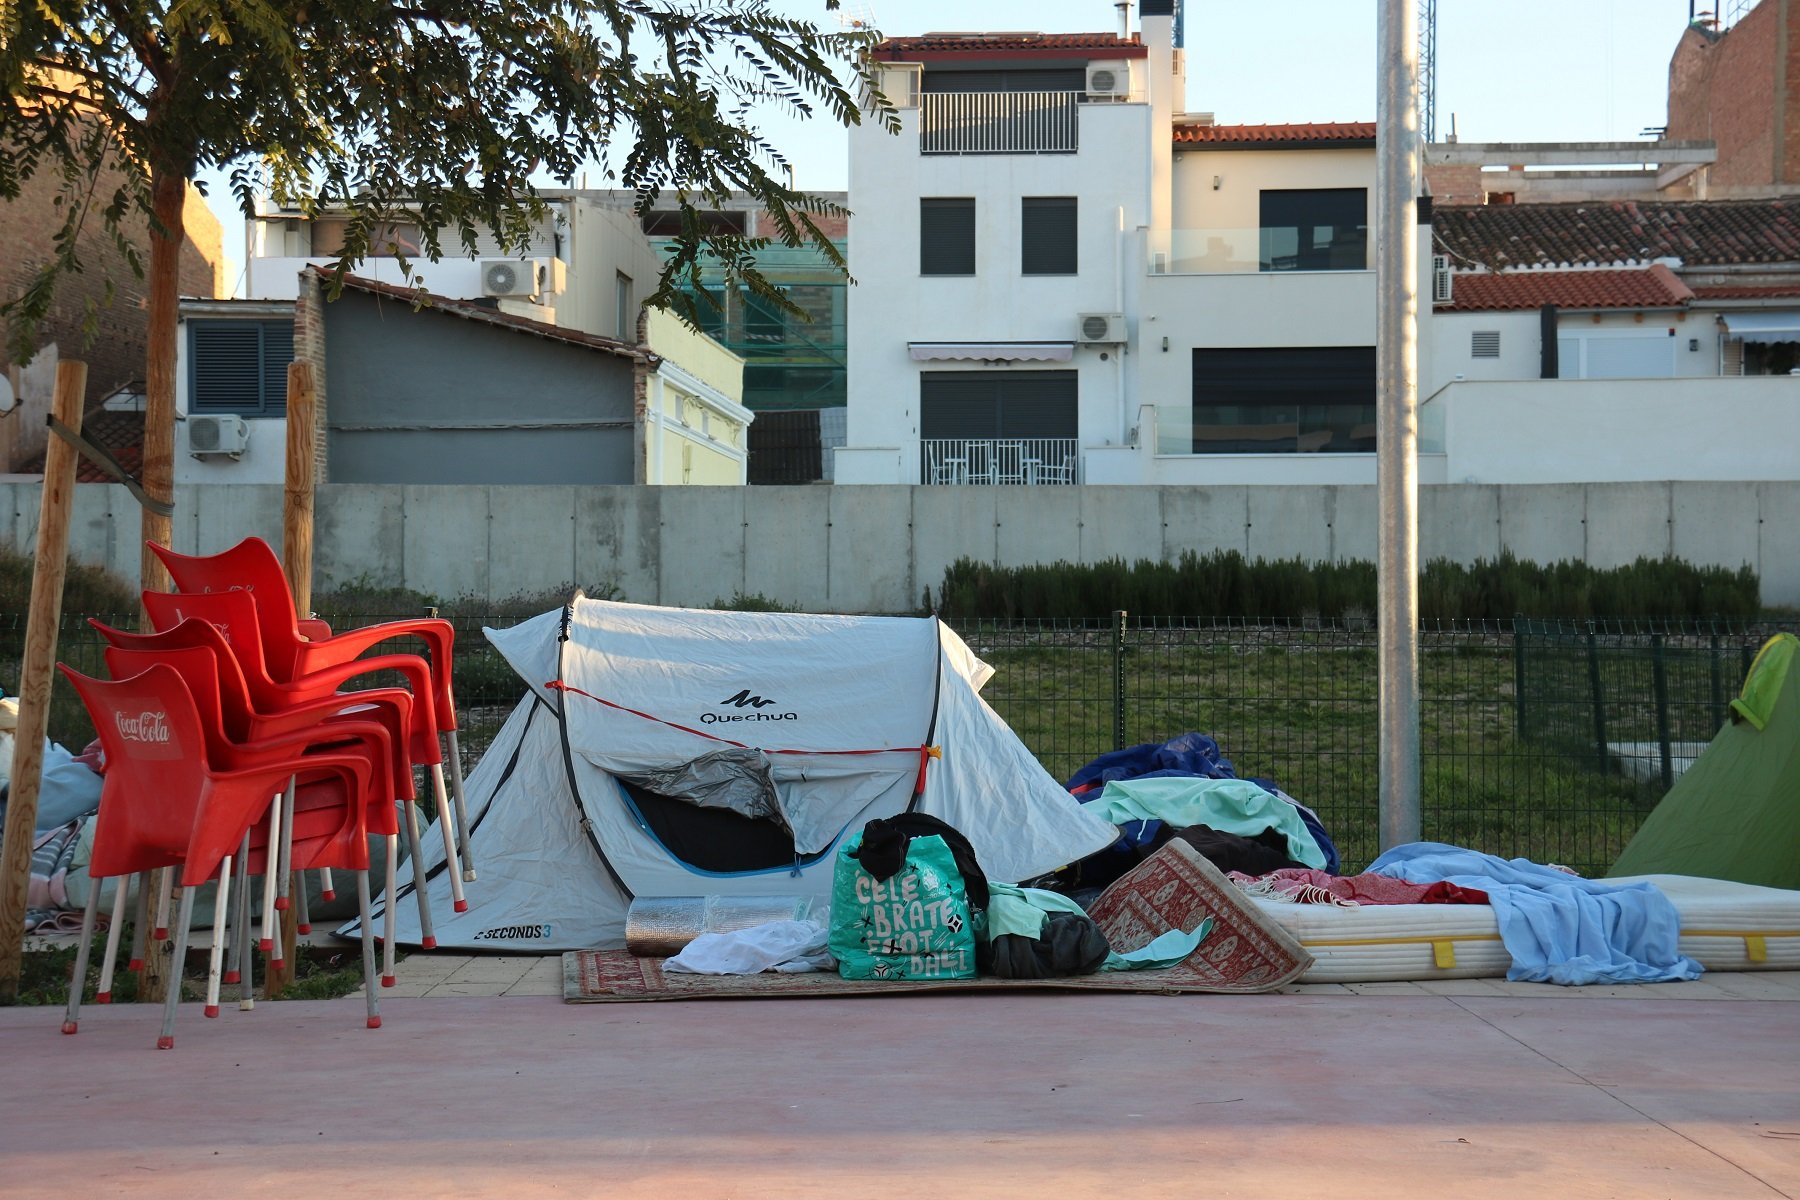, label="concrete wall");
[7,480,1796,611]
